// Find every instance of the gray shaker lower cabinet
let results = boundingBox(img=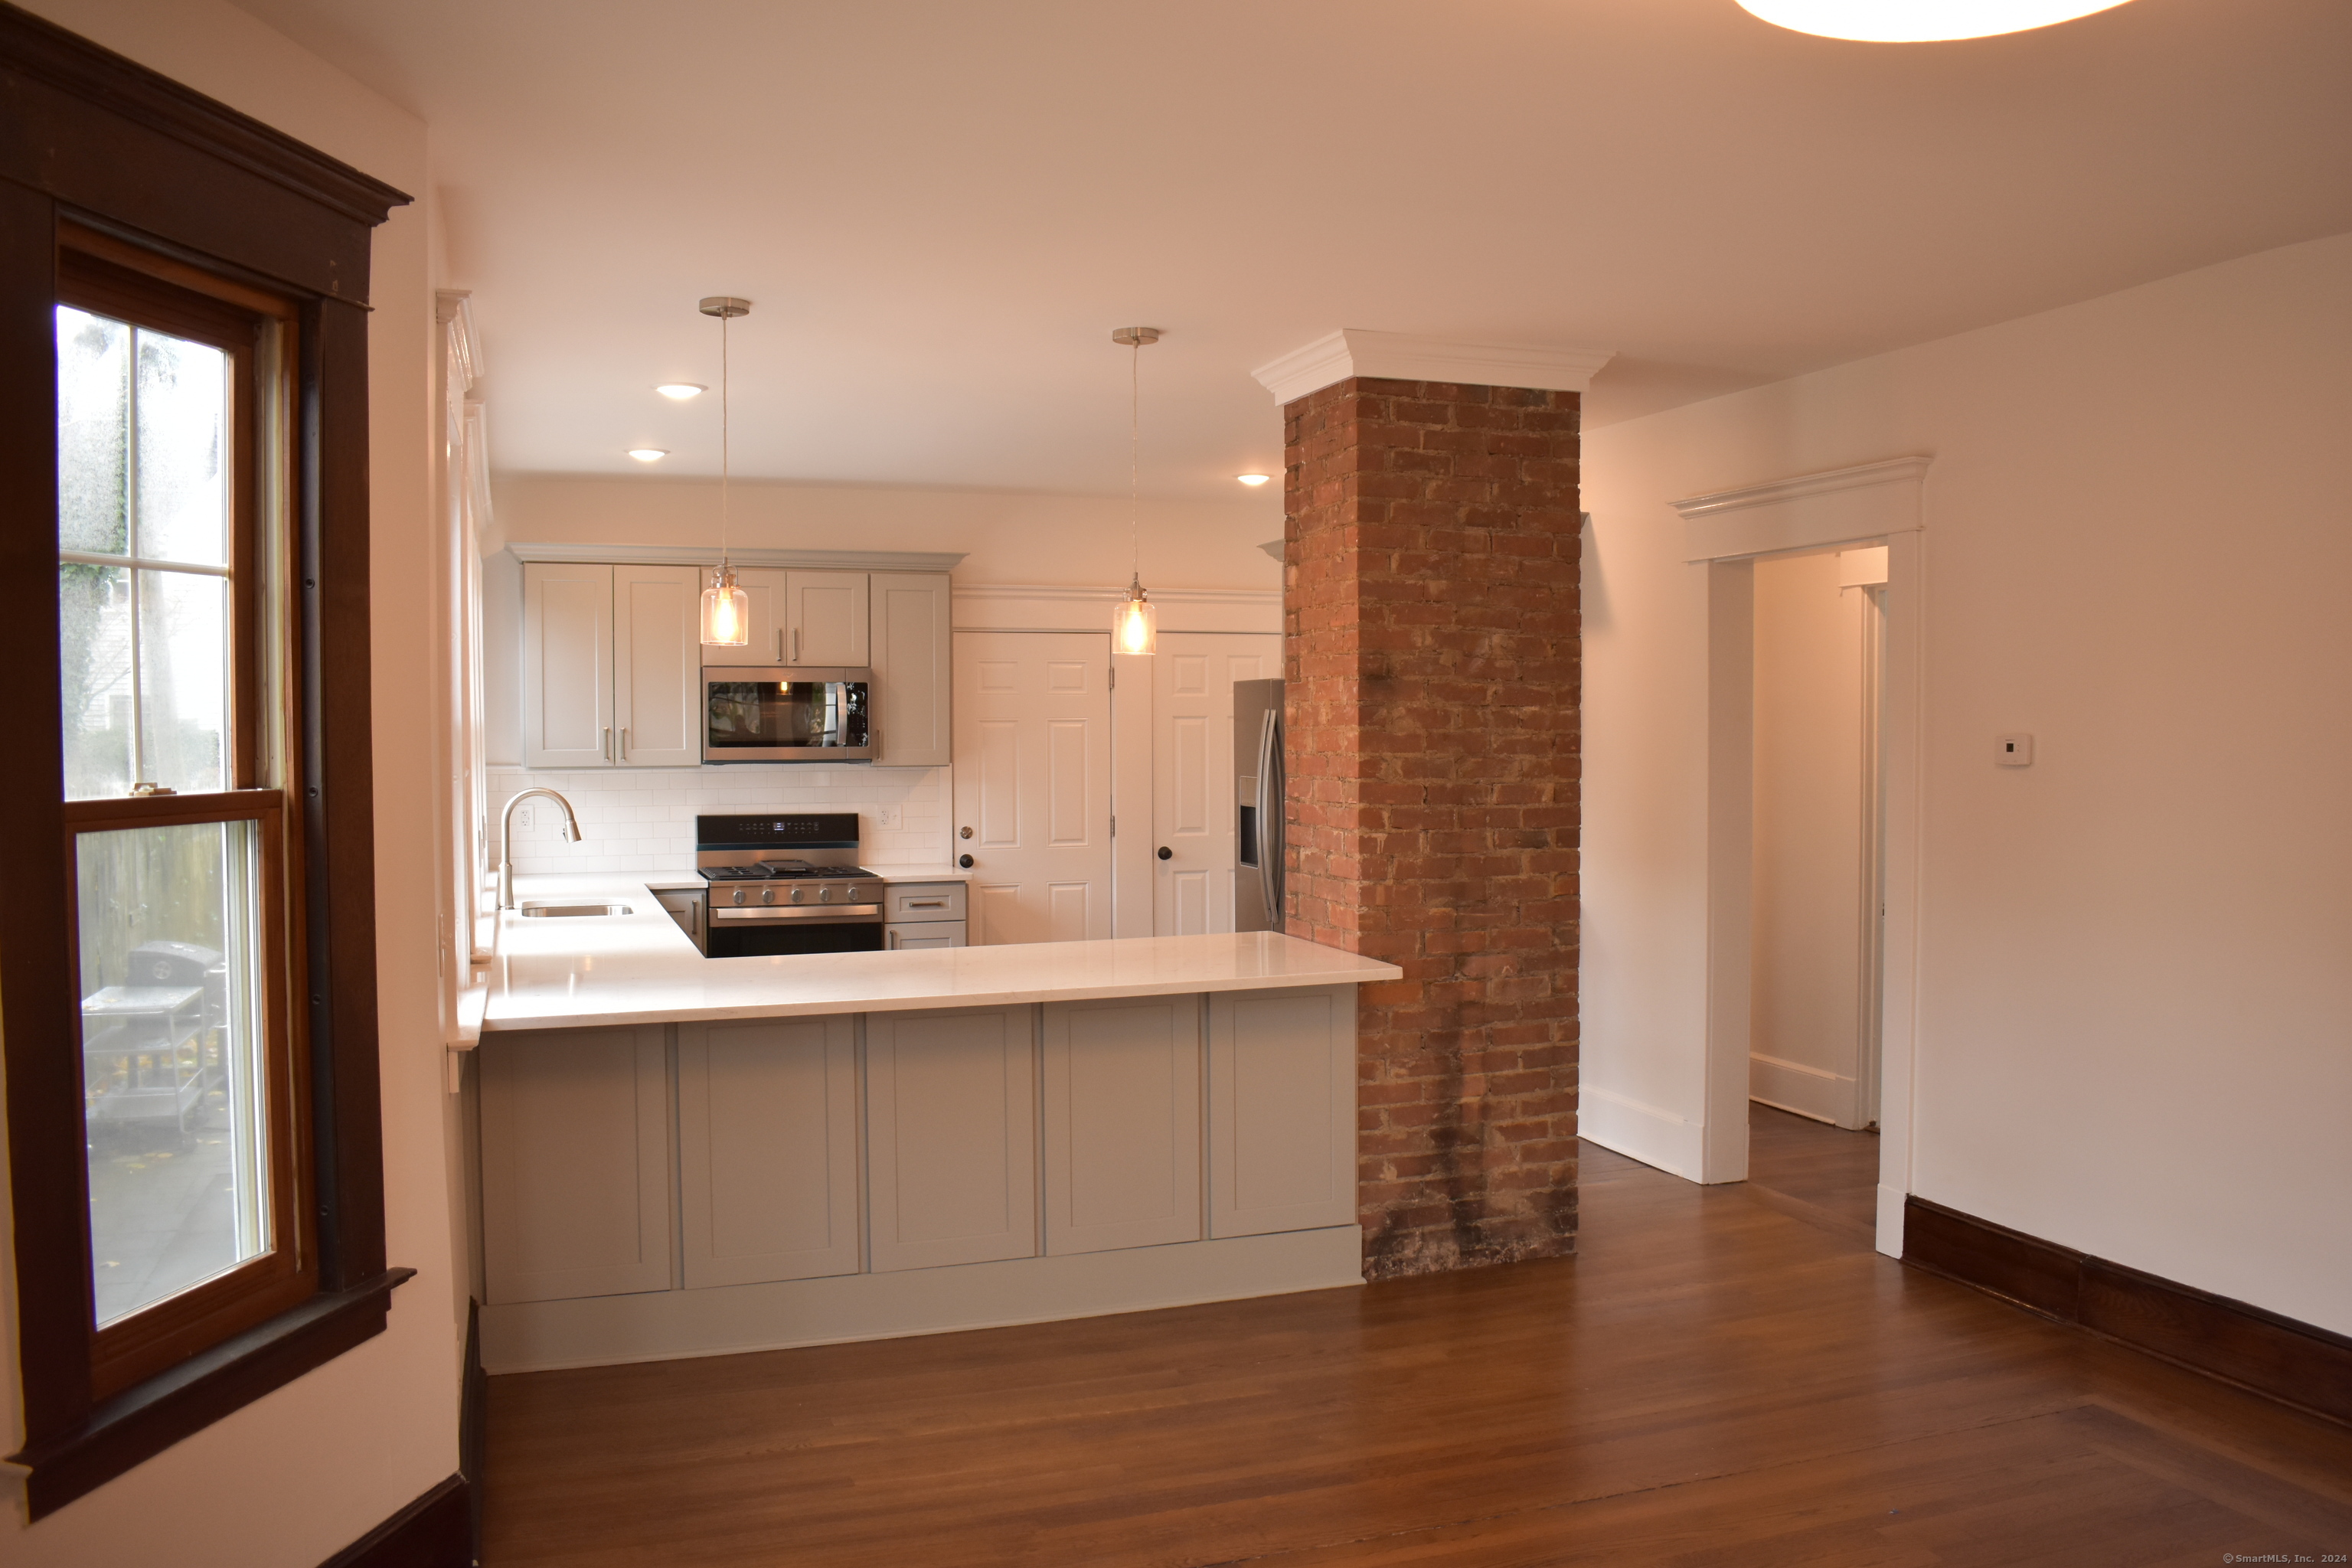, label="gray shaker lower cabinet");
[1207,985,1359,1239]
[480,1024,674,1303]
[676,1015,861,1288]
[864,1004,1039,1272]
[1041,995,1204,1255]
